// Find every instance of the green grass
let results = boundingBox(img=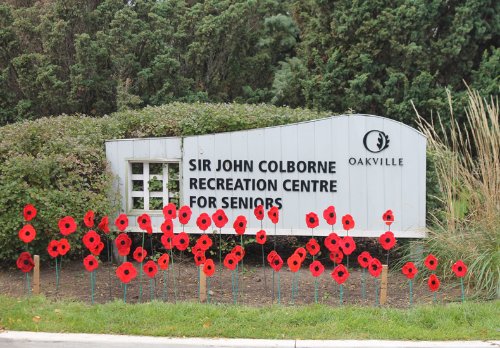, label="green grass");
[0,295,499,340]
